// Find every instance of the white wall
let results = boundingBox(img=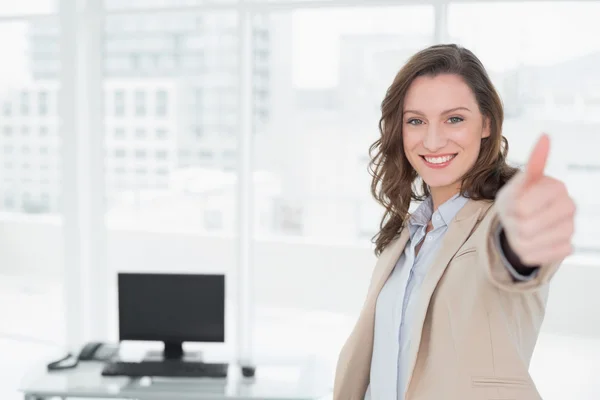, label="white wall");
[1,215,599,339]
